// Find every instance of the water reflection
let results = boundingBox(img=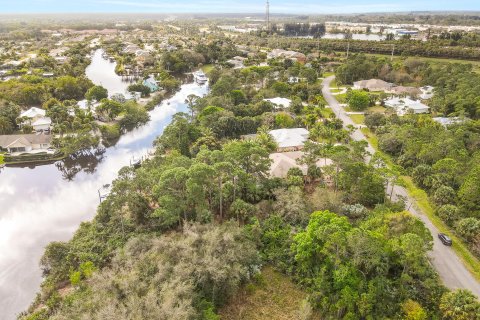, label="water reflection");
[0,48,208,318]
[55,148,106,181]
